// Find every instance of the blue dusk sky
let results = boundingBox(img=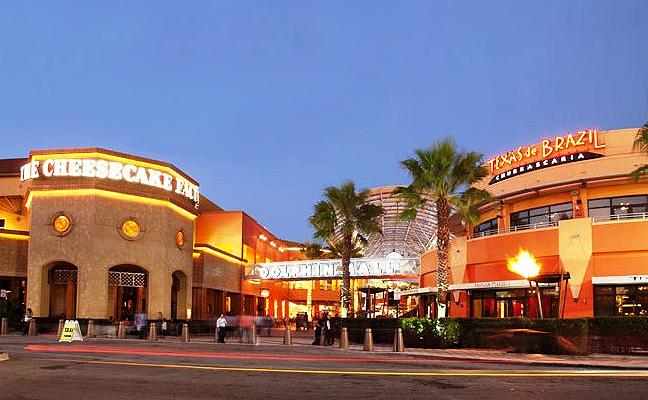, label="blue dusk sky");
[0,1,647,241]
